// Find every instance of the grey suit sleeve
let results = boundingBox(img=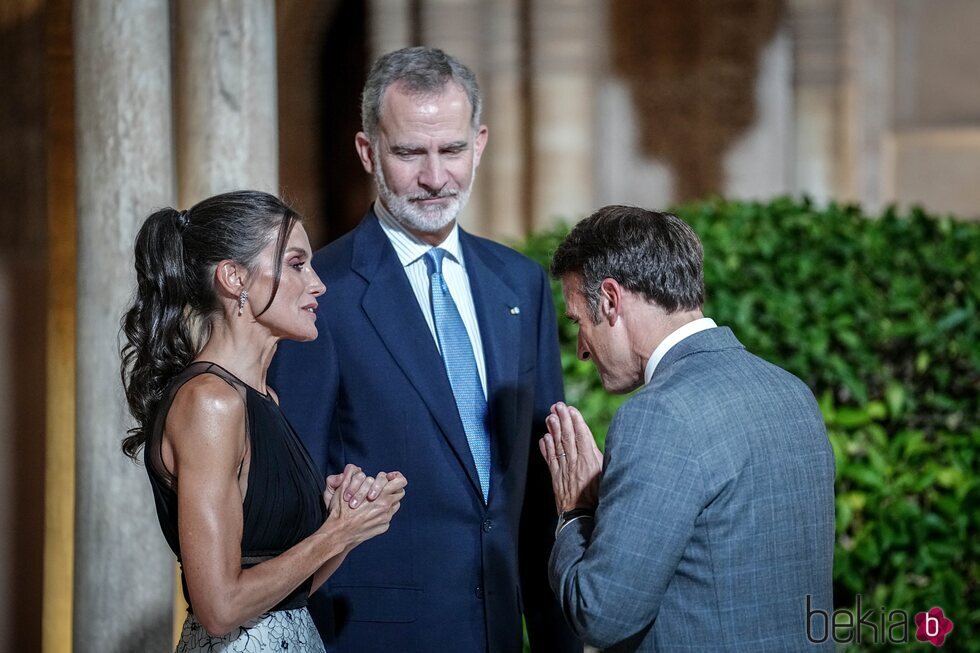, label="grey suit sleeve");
[549,398,703,649]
